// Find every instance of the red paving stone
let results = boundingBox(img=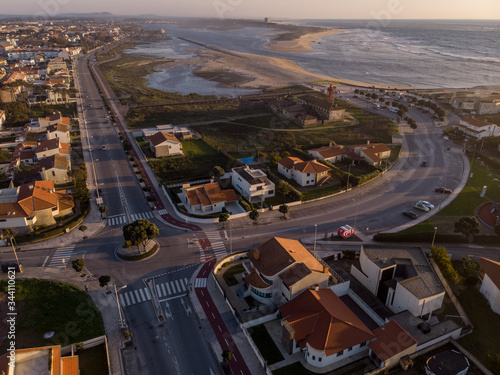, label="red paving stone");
[477,202,499,228]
